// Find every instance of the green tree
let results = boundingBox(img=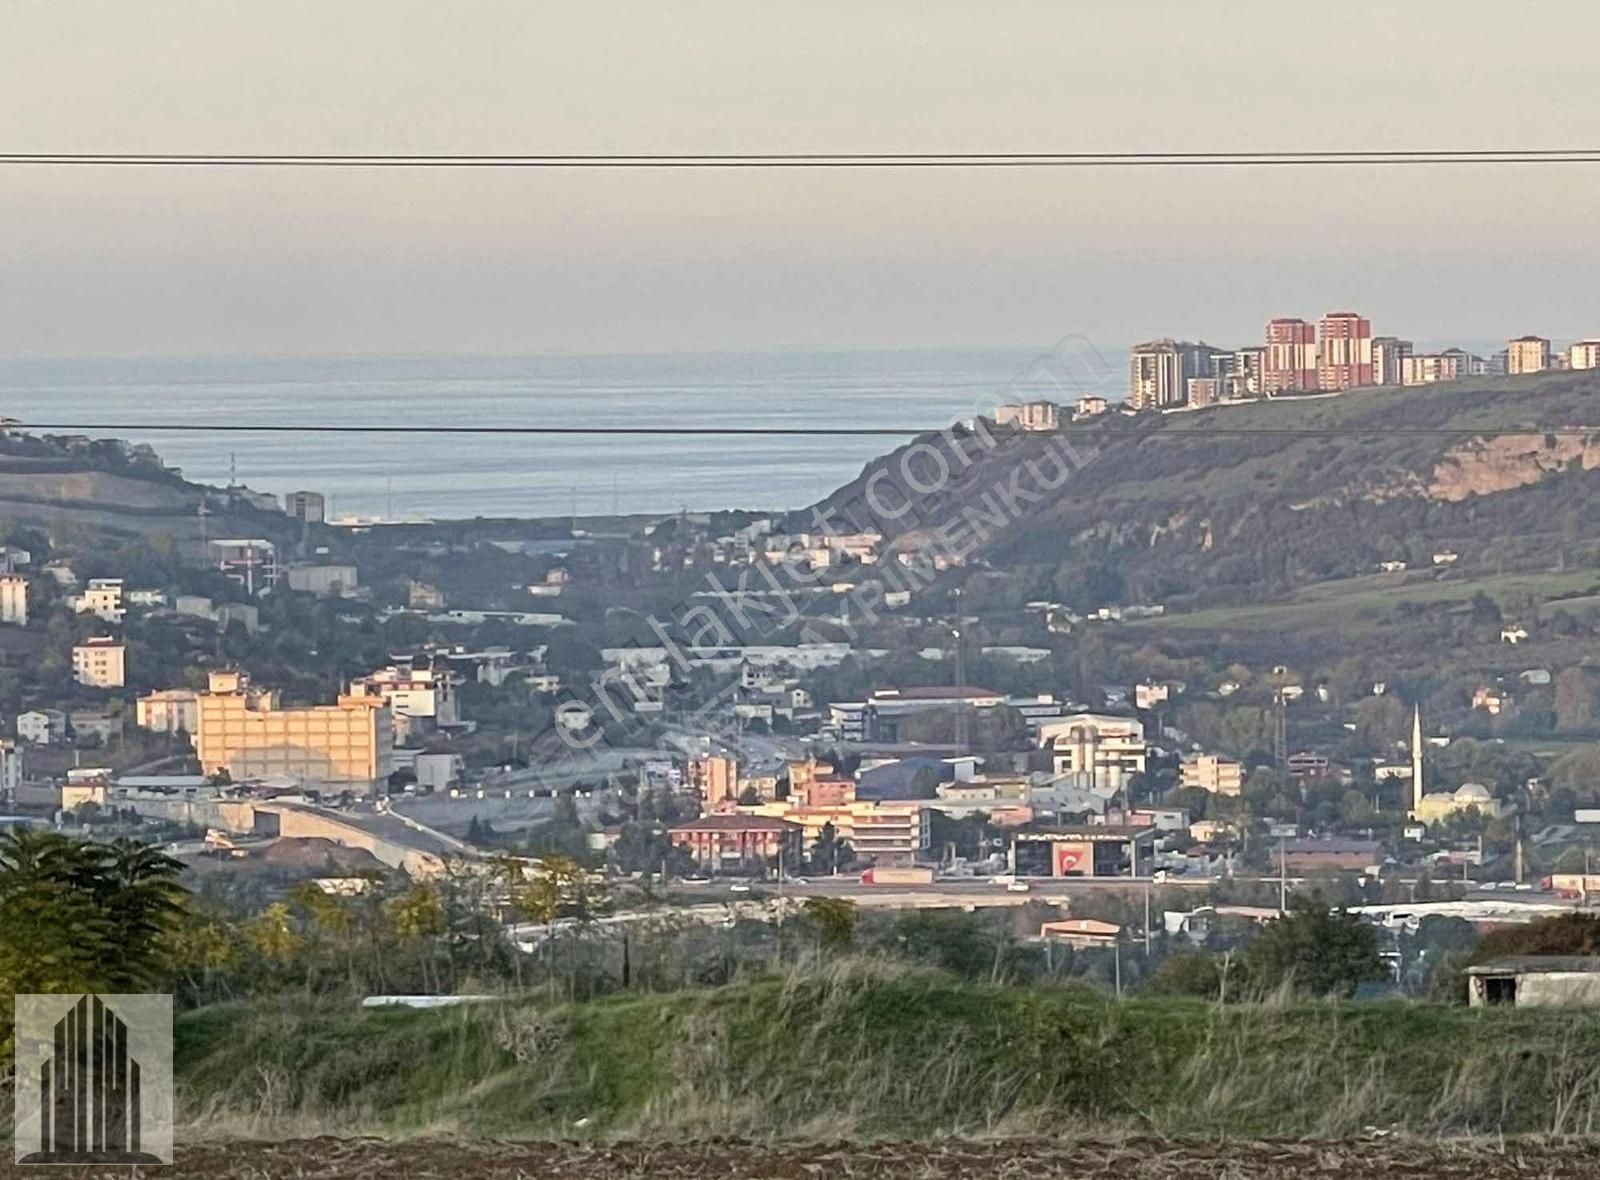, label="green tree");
[1242,895,1387,998]
[801,896,858,953]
